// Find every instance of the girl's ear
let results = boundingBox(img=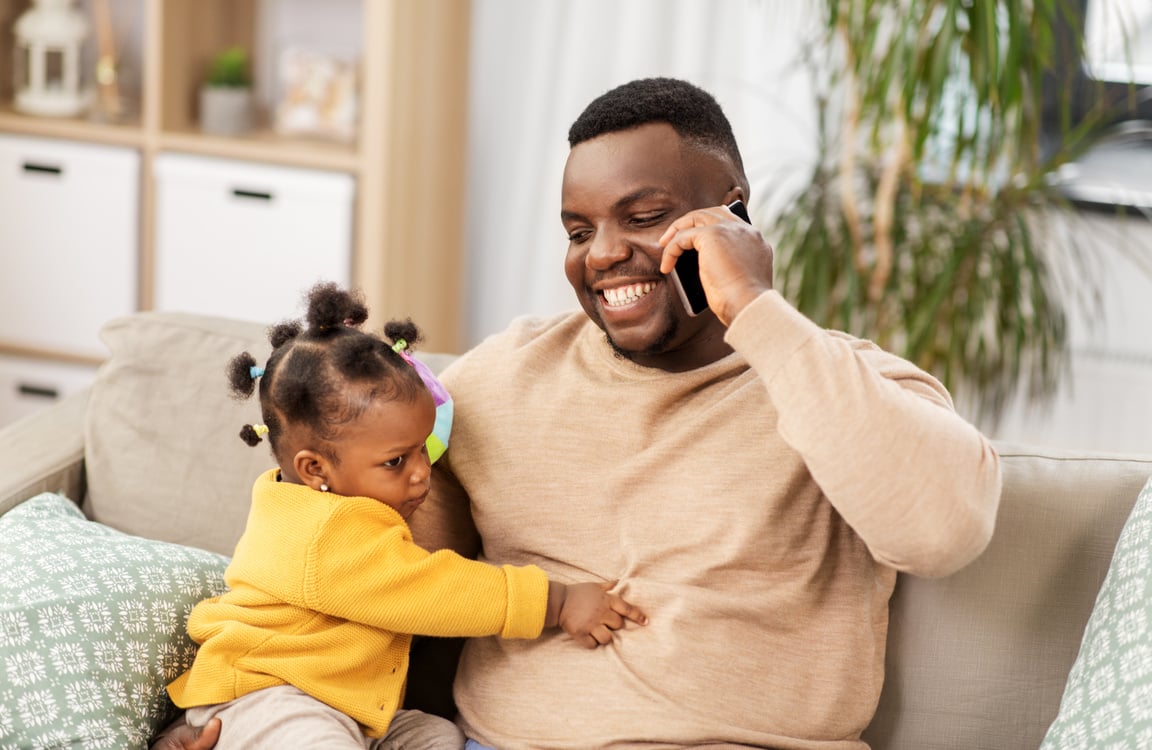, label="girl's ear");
[293,449,330,491]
